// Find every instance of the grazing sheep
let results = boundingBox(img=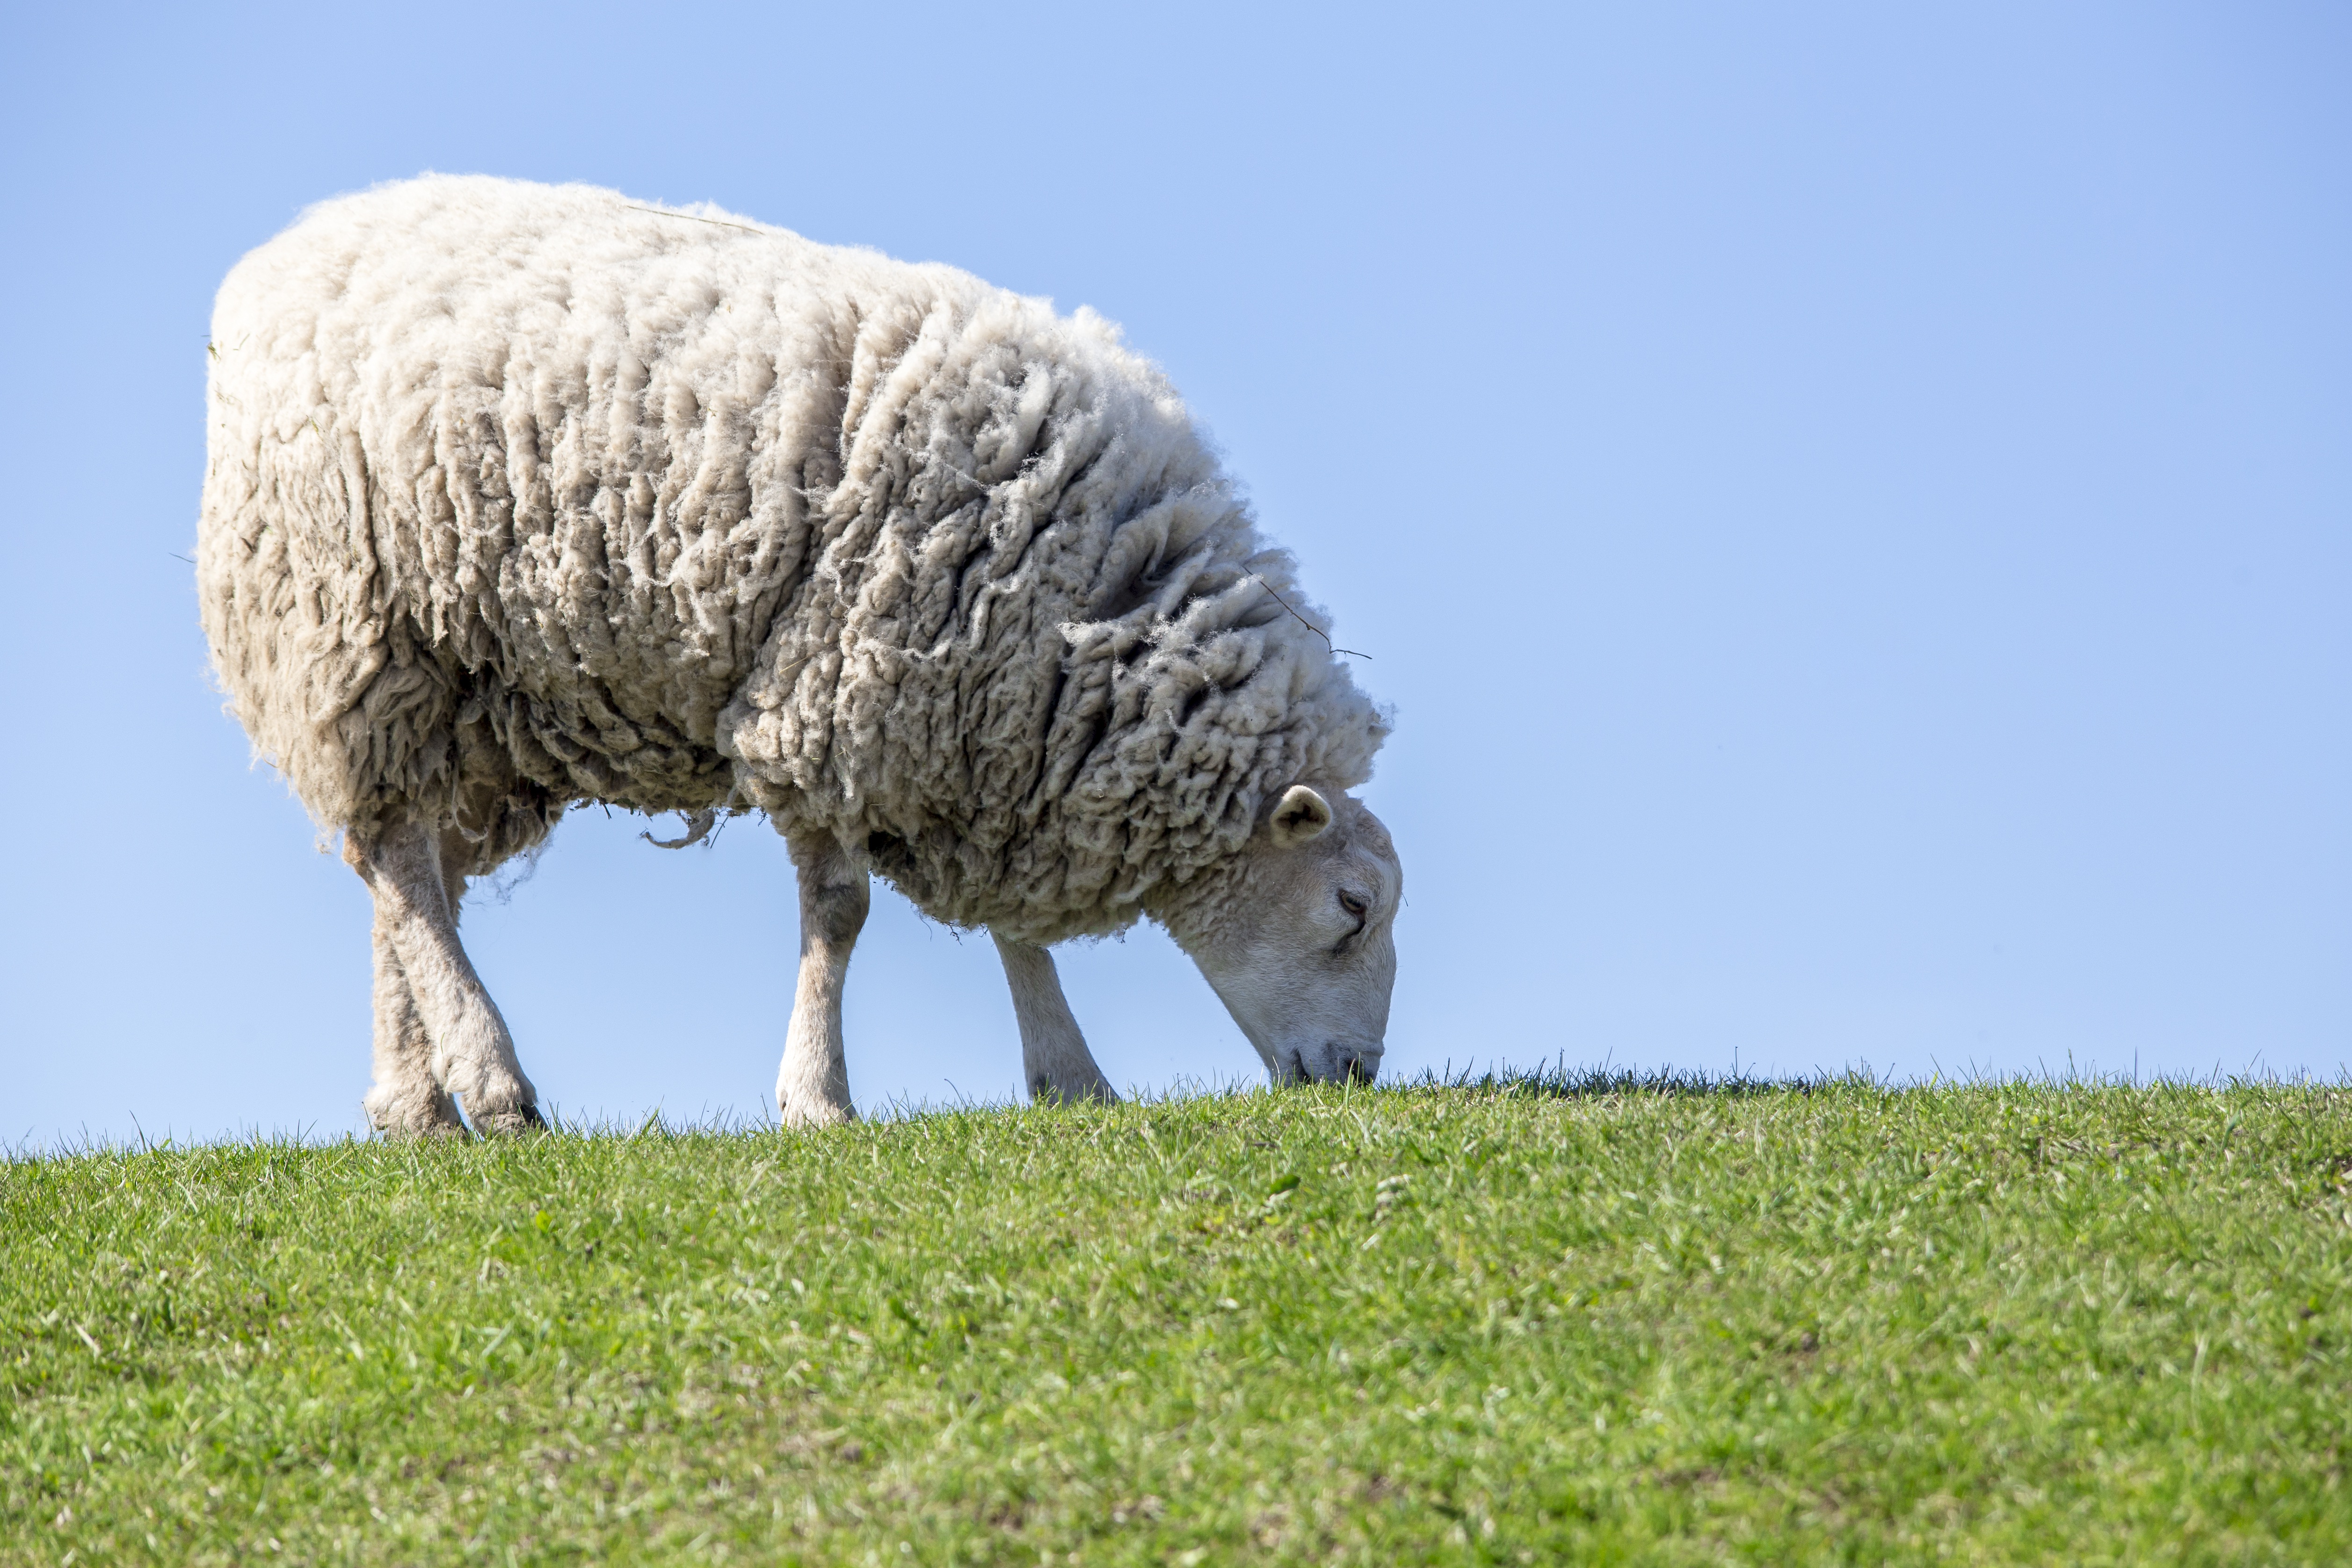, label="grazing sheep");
[199,174,1401,1132]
